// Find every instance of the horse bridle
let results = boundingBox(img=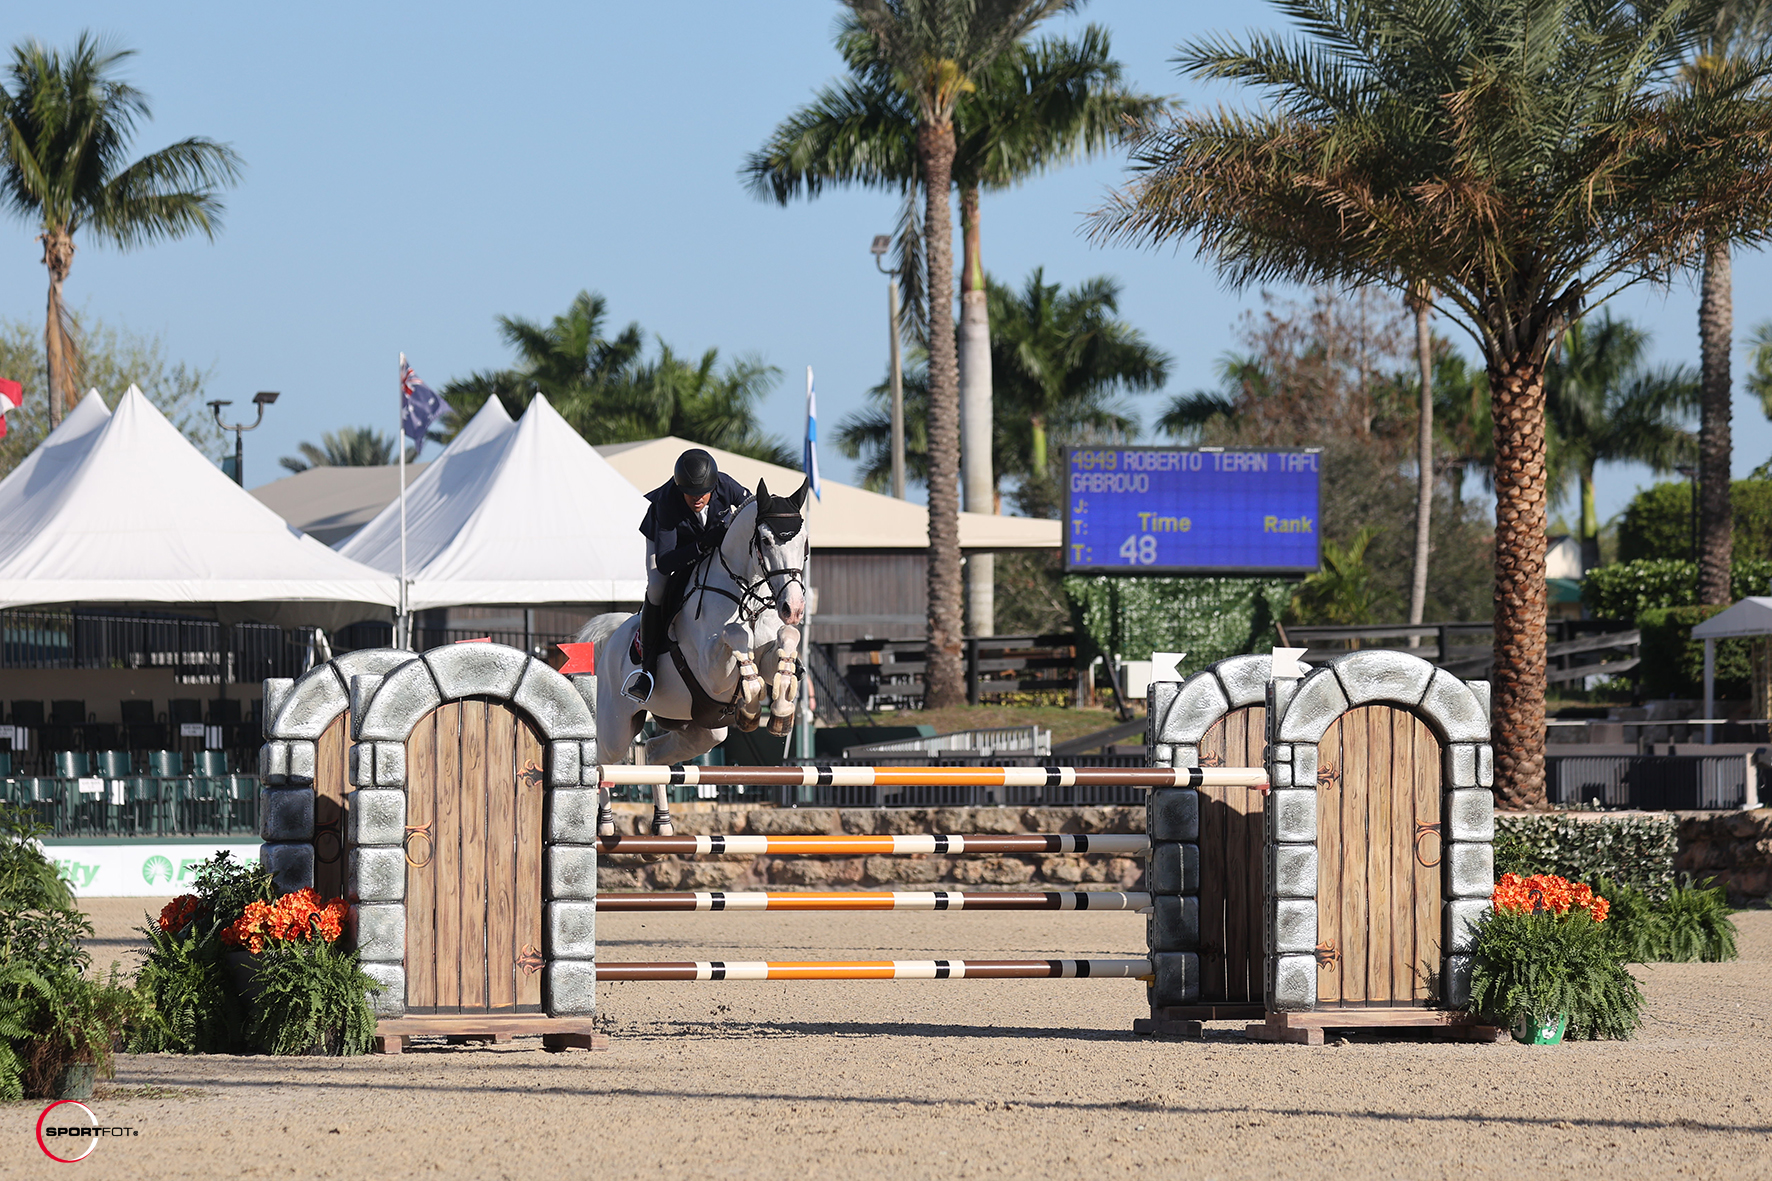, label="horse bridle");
[691,511,804,627]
